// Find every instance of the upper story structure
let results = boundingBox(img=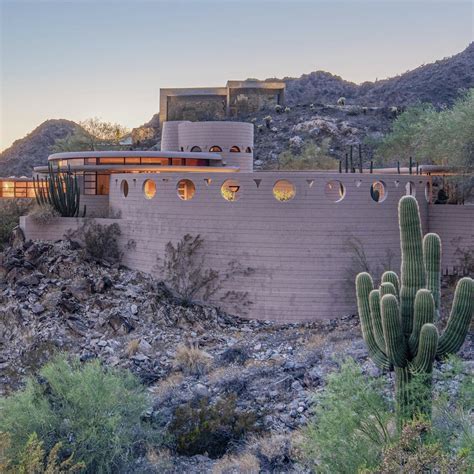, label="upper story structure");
[159,80,285,123]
